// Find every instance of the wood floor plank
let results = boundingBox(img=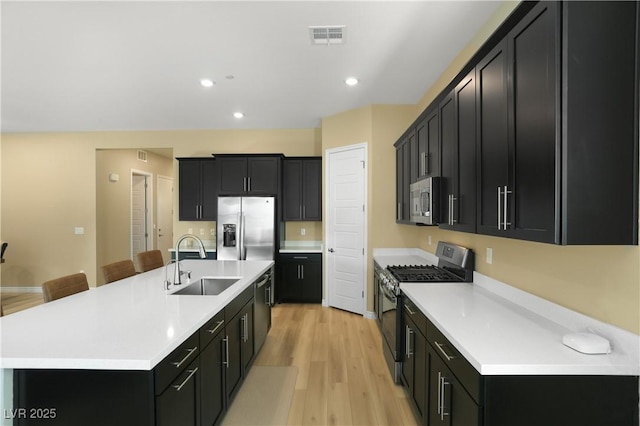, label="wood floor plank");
[302,360,328,425]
